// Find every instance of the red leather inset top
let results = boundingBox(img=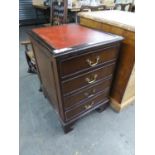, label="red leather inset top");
[32,24,115,49]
